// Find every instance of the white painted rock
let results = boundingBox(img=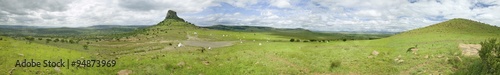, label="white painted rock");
[177,43,183,47]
